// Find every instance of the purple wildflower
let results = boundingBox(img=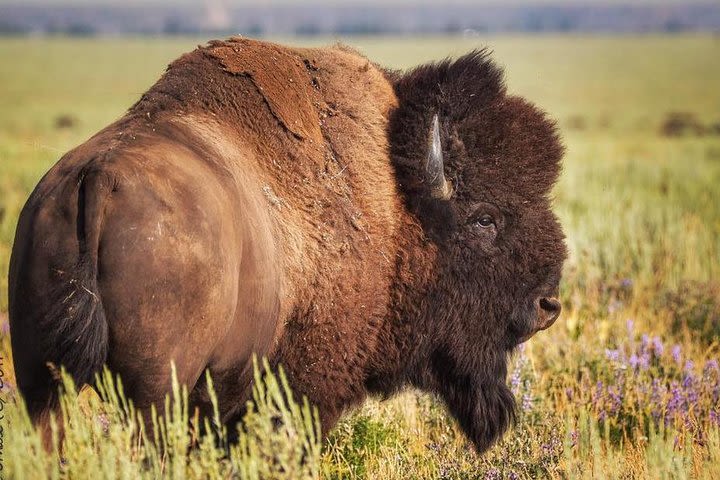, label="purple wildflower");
[605,349,621,362]
[541,435,562,458]
[509,345,535,412]
[682,368,699,411]
[667,381,684,423]
[684,360,695,374]
[640,334,650,353]
[629,354,639,370]
[704,359,719,375]
[522,392,533,412]
[607,386,623,415]
[484,467,500,480]
[652,336,664,357]
[672,345,682,365]
[650,379,665,422]
[593,381,603,401]
[510,368,521,395]
[682,371,695,388]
